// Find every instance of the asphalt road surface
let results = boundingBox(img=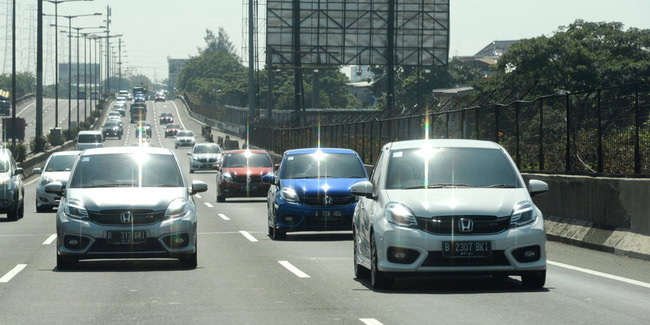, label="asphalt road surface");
[1,98,649,324]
